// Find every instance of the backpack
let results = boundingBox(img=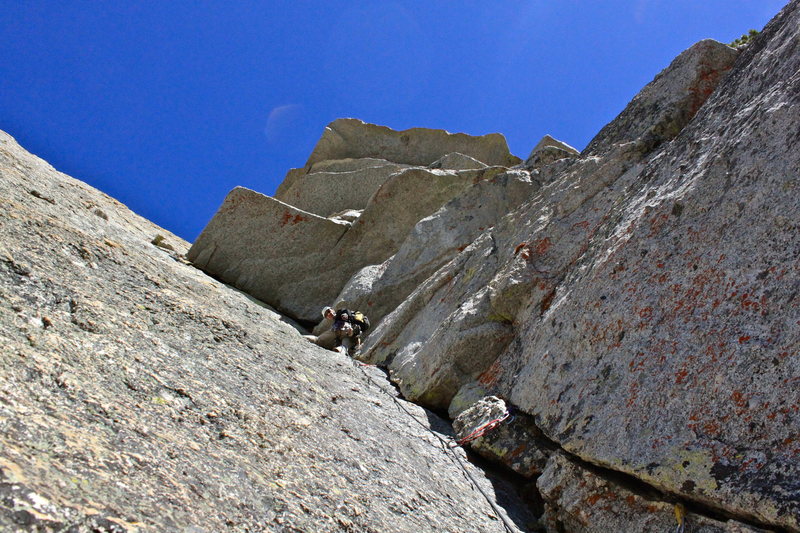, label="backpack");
[353,311,370,332]
[332,309,370,334]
